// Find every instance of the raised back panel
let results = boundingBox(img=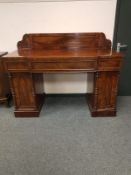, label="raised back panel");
[17,33,111,51]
